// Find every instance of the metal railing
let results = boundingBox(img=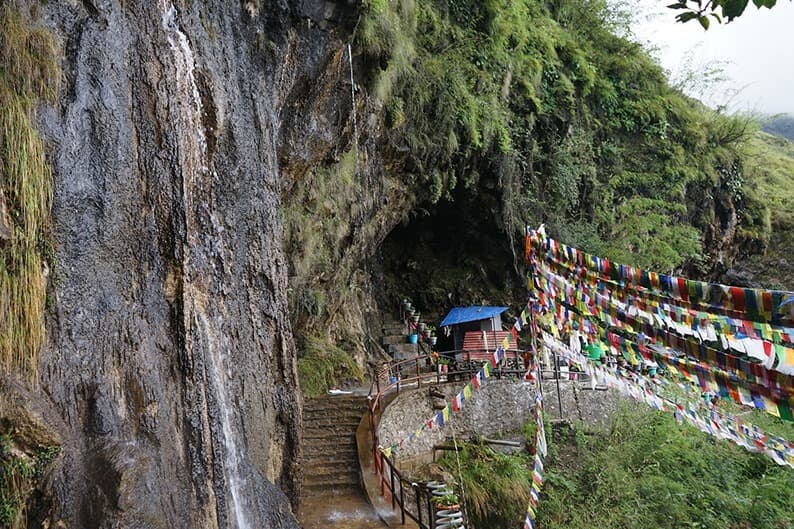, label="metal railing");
[374,448,440,528]
[366,348,530,527]
[369,348,529,408]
